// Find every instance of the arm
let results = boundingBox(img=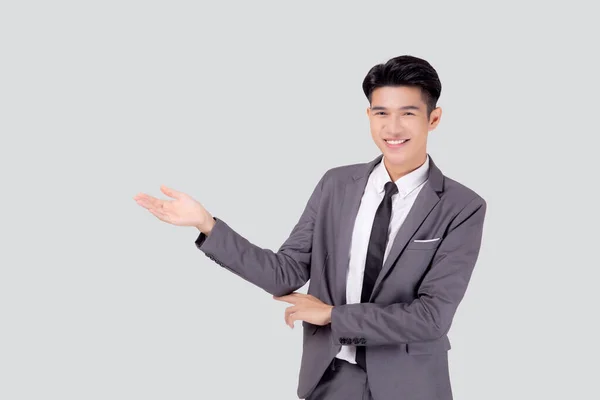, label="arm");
[194,171,328,297]
[330,196,487,345]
